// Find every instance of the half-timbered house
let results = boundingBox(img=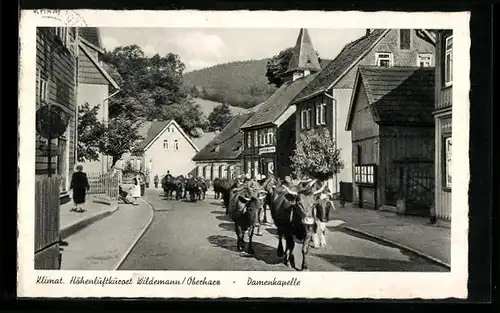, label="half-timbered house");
[345,66,435,216]
[240,28,321,179]
[291,29,436,200]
